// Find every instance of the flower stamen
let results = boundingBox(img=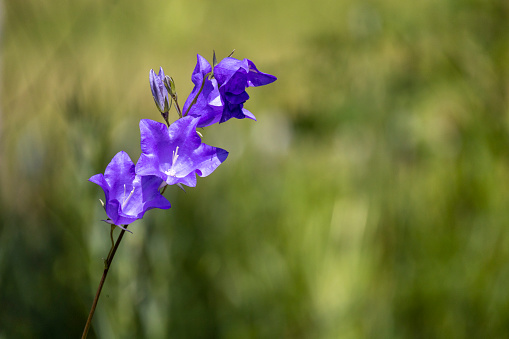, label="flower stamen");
[164,146,180,178]
[172,146,180,165]
[122,184,135,209]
